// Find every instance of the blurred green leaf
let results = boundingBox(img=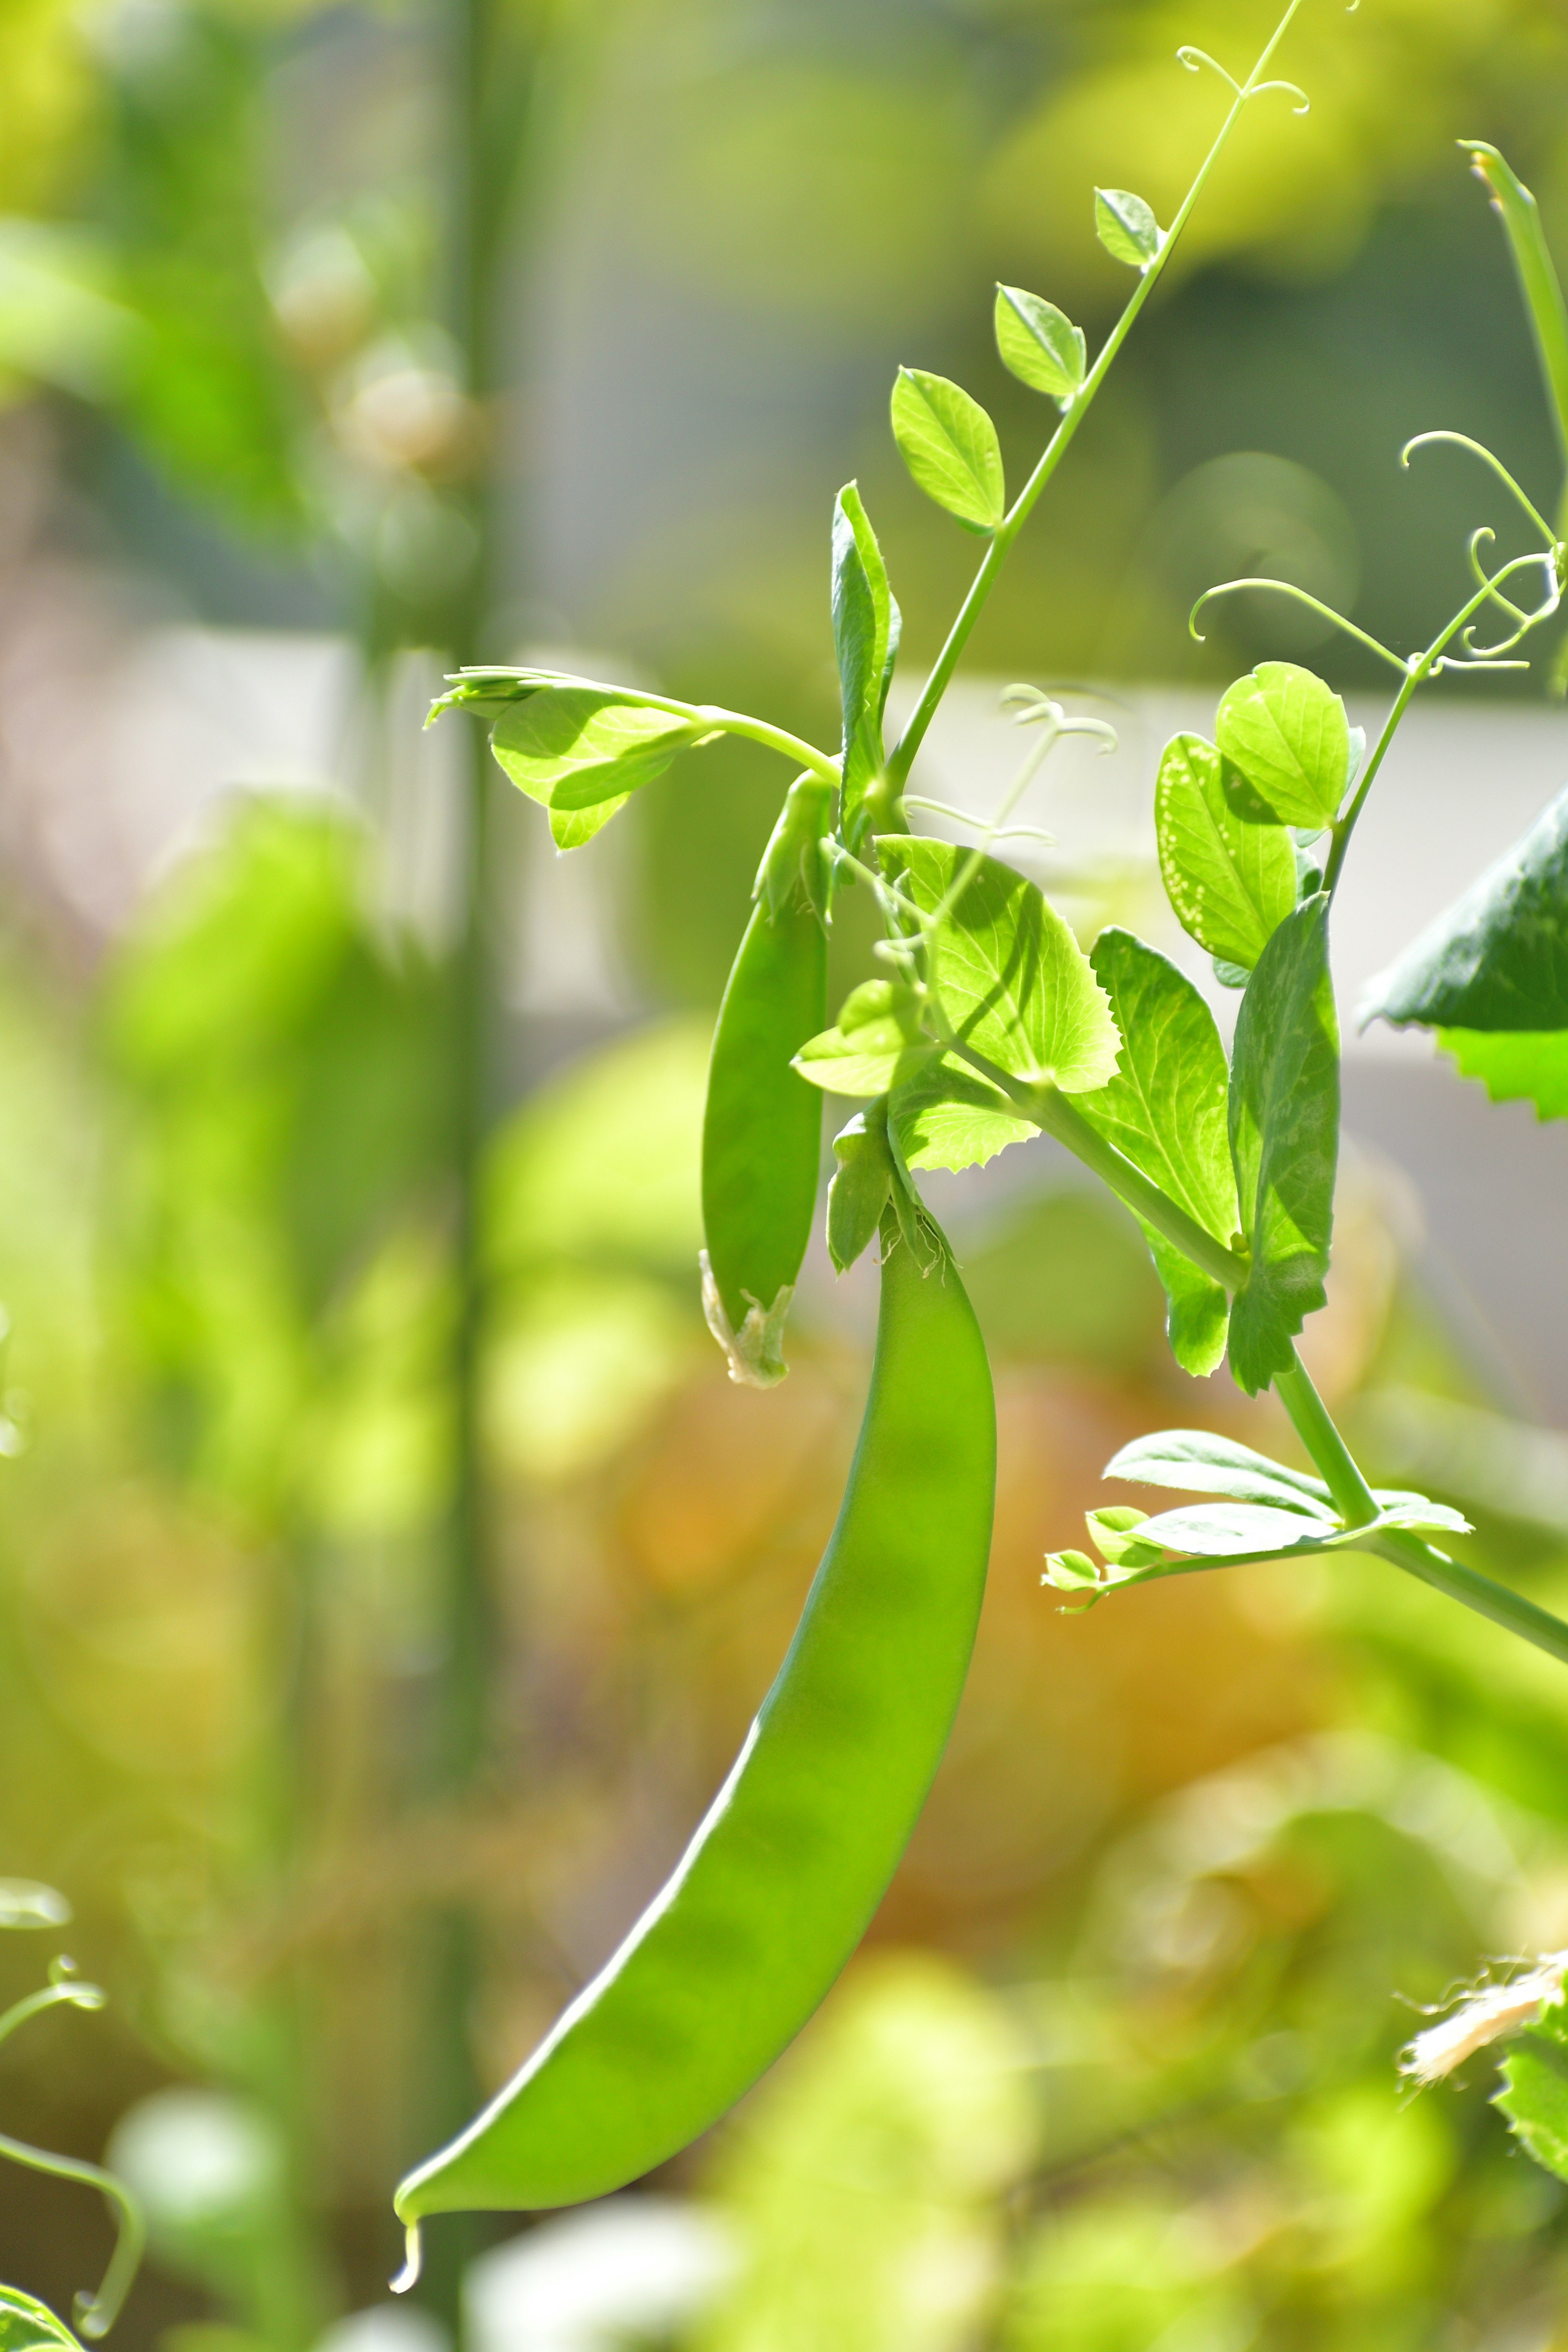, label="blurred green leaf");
[1156,732,1298,971]
[1073,928,1237,1376]
[1227,897,1339,1396]
[1216,663,1350,832]
[1094,187,1160,270]
[889,368,1004,534]
[0,220,140,402]
[993,285,1086,401]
